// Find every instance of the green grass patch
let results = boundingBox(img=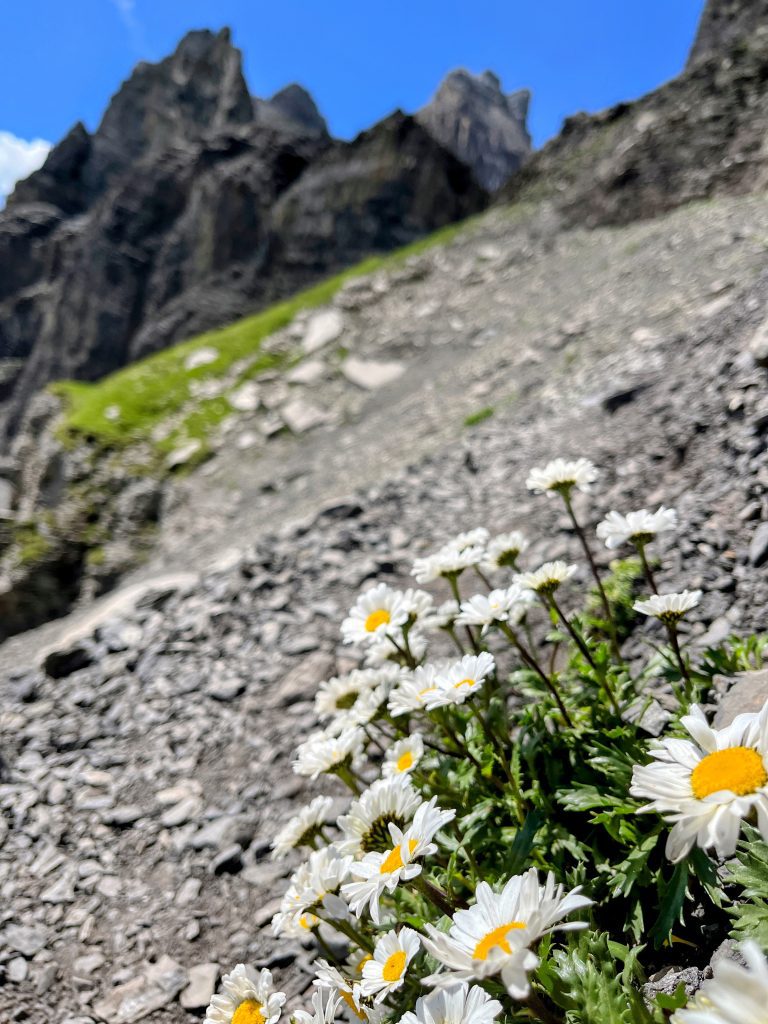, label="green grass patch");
[13,521,52,565]
[463,406,495,428]
[52,217,479,457]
